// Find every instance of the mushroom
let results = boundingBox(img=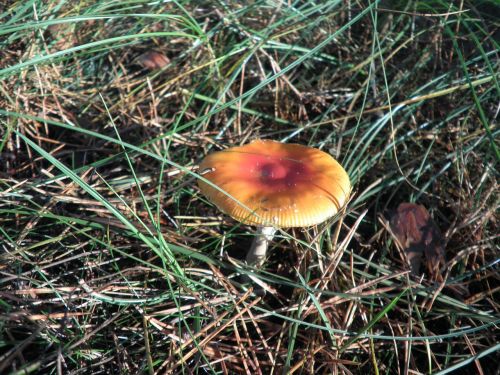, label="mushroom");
[198,140,351,267]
